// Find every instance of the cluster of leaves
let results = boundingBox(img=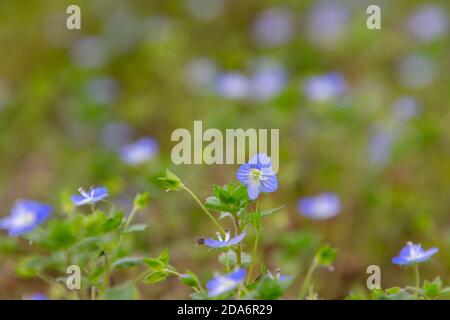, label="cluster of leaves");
[16,193,151,299]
